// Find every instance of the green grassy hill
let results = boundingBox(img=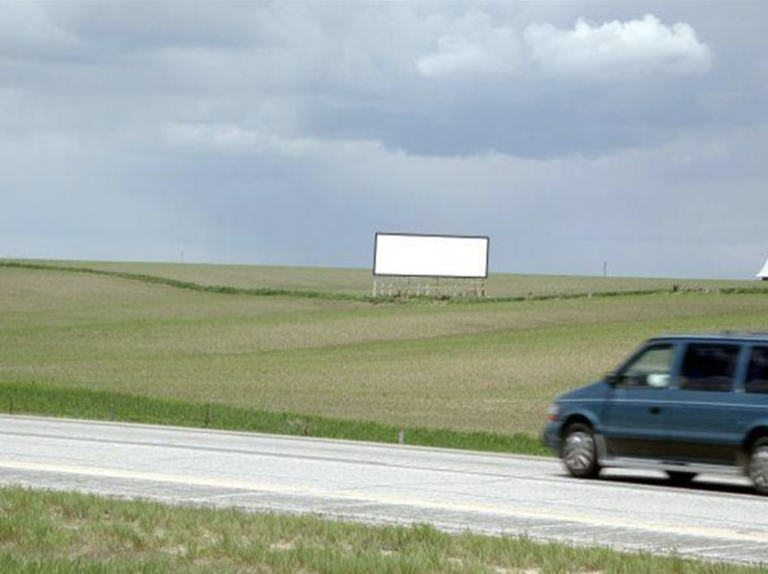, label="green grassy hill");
[5,258,757,298]
[2,259,768,449]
